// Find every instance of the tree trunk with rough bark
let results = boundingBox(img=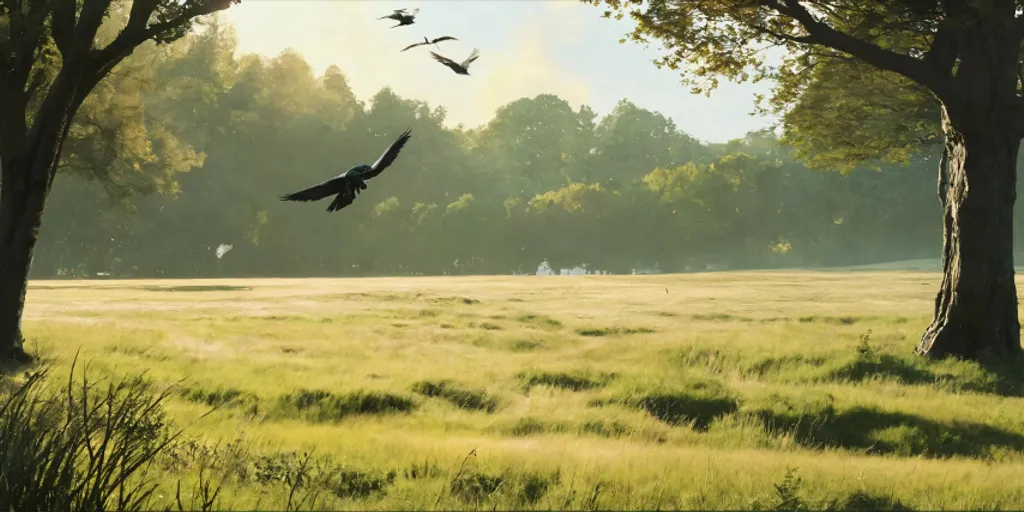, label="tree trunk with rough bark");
[0,161,51,361]
[0,80,77,361]
[917,106,1023,359]
[0,0,239,361]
